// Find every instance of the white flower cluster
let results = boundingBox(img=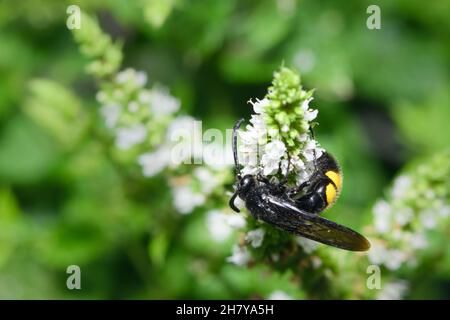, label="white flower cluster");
[97,68,235,216]
[138,115,200,177]
[206,210,246,242]
[238,97,323,185]
[377,280,409,300]
[368,174,450,270]
[97,67,180,153]
[267,290,294,300]
[170,166,229,215]
[226,245,251,266]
